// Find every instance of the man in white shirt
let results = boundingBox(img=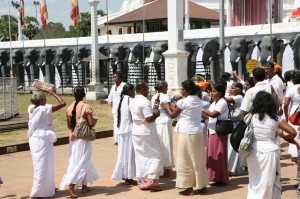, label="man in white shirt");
[264,62,284,104]
[99,72,126,144]
[240,67,273,114]
[129,81,163,191]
